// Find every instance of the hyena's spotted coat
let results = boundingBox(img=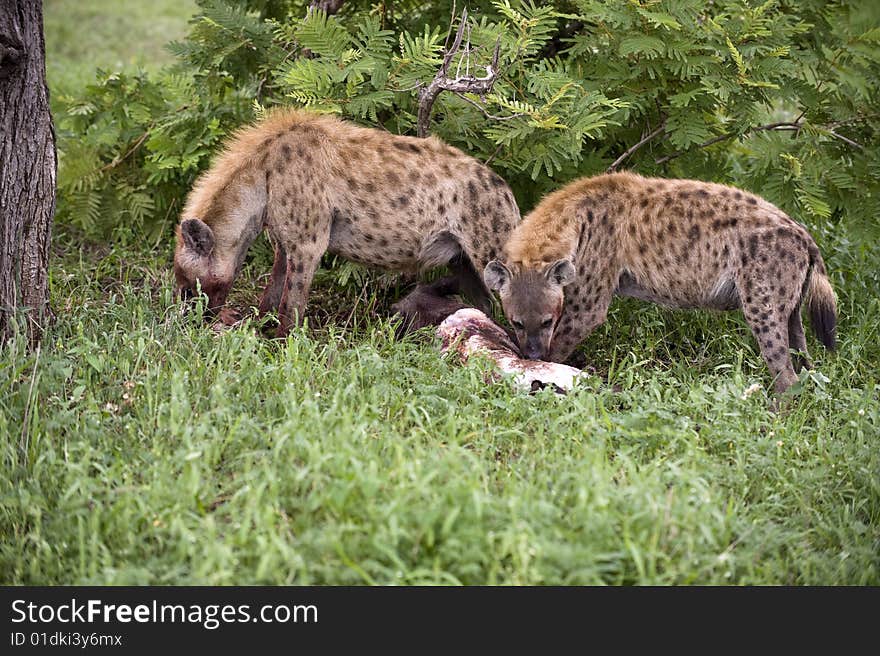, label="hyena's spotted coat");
[173,109,520,335]
[484,172,837,393]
